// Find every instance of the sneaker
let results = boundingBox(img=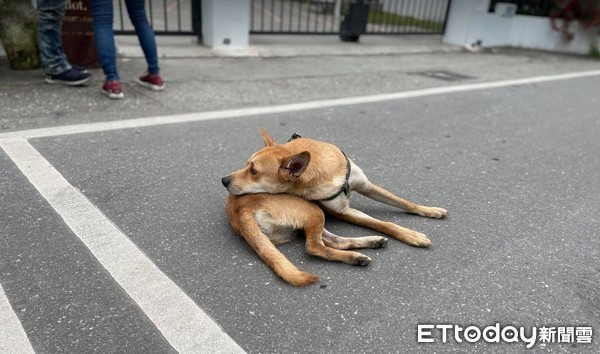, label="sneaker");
[71,64,89,74]
[102,81,124,99]
[45,68,91,86]
[137,72,165,91]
